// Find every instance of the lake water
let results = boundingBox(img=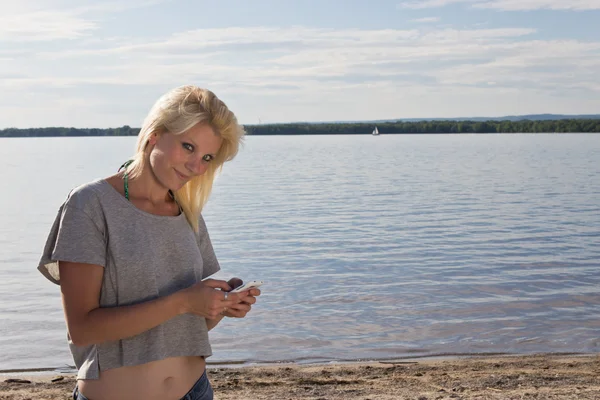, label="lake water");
[0,134,599,374]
